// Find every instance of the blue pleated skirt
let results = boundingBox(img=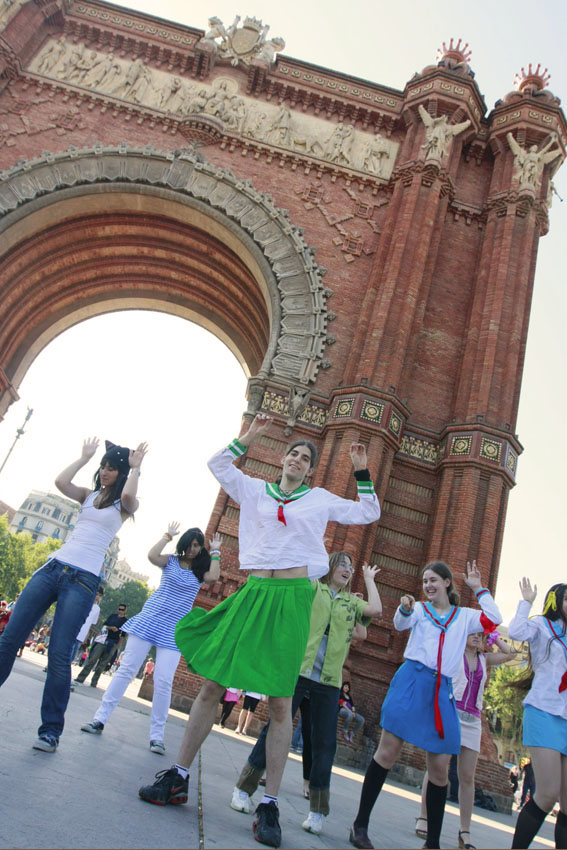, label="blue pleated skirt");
[380,659,460,754]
